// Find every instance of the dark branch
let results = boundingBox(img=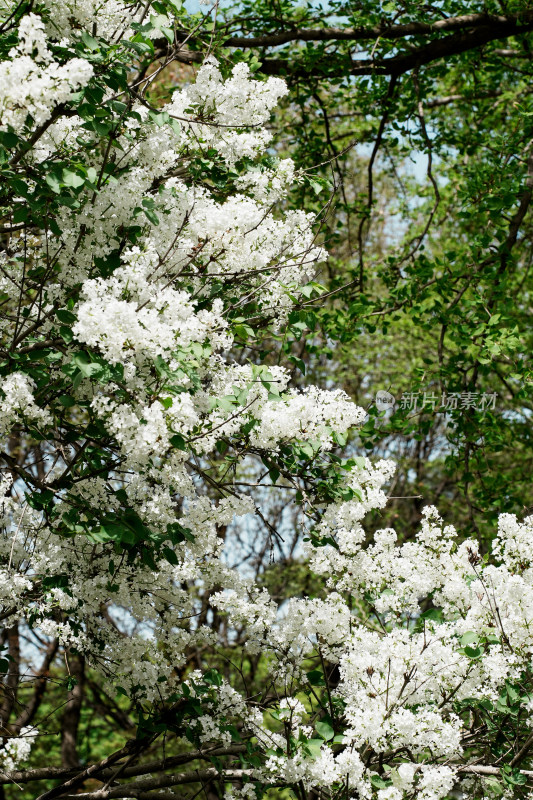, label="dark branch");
[253,16,533,78]
[0,746,247,786]
[225,12,533,48]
